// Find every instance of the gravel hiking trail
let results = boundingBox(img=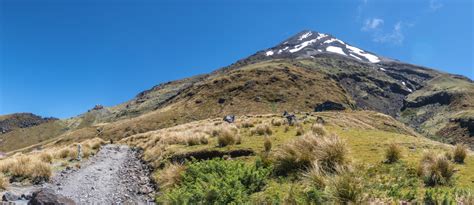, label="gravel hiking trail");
[46,144,155,204]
